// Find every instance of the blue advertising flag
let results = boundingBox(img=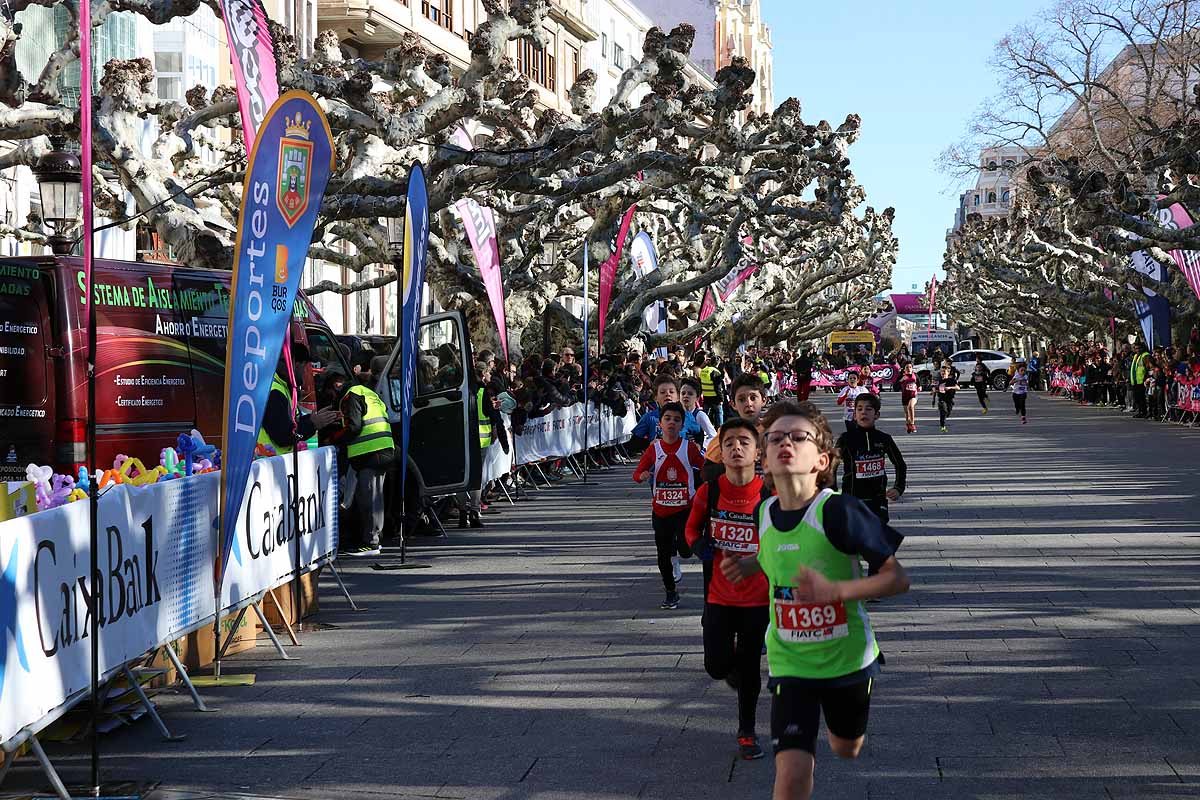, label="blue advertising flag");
[399,162,430,491]
[218,91,335,587]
